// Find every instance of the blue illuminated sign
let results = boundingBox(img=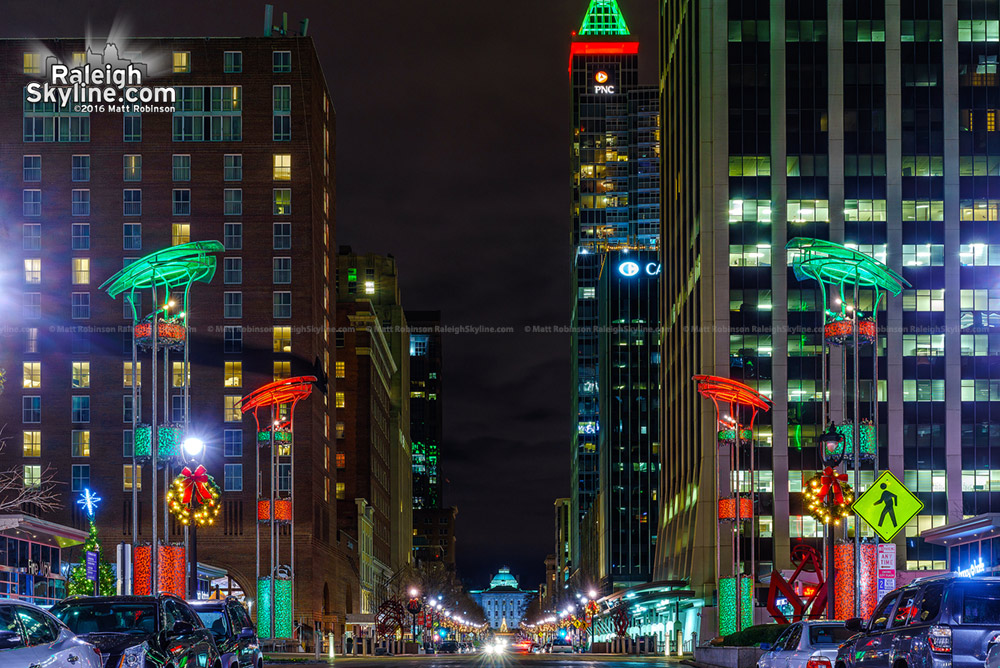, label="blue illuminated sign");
[618,261,661,277]
[618,261,639,277]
